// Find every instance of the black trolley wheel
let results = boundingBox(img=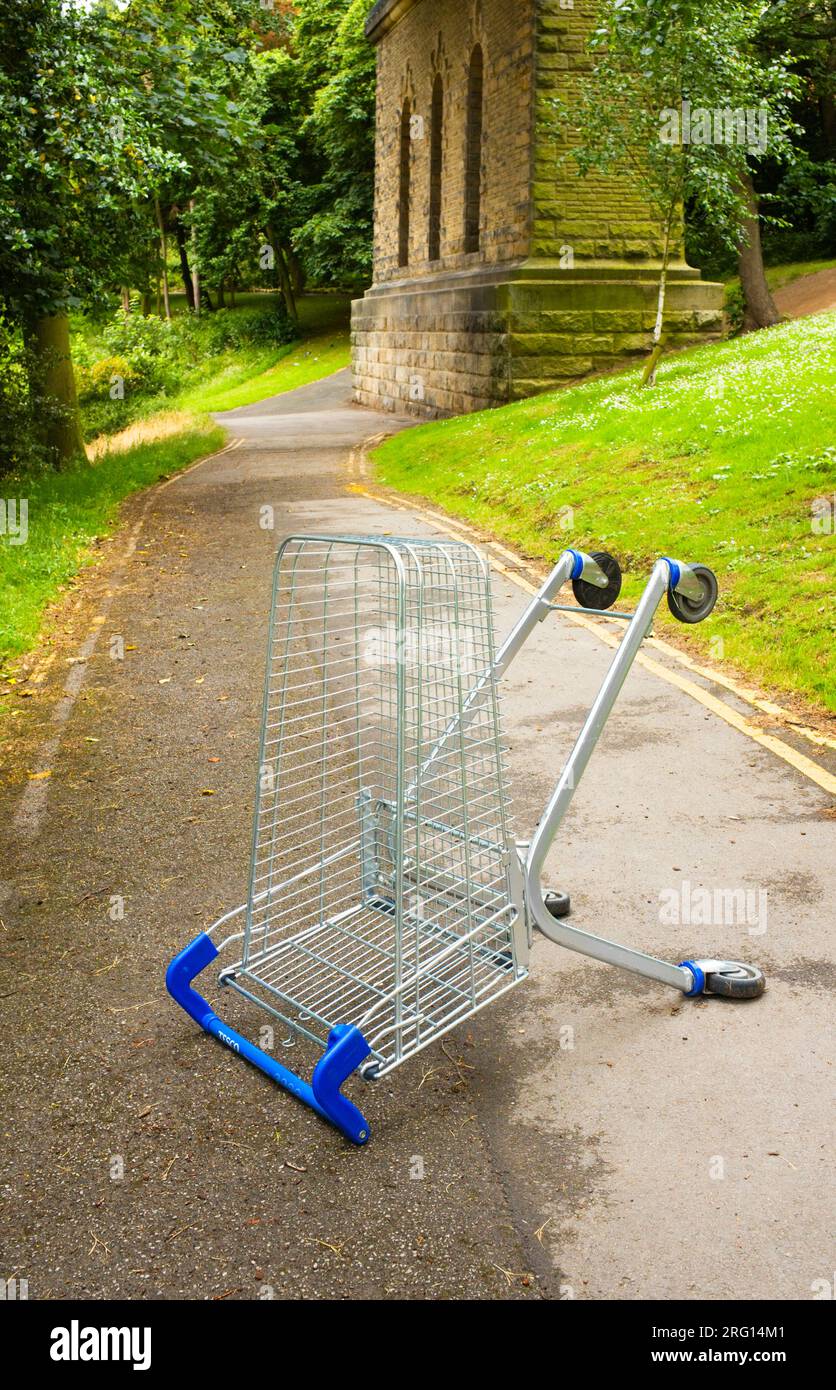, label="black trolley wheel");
[705,962,765,999]
[572,551,622,612]
[667,564,718,624]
